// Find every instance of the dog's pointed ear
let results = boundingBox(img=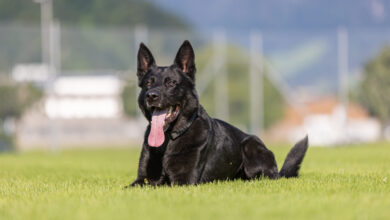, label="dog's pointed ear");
[137,43,155,80]
[174,40,196,80]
